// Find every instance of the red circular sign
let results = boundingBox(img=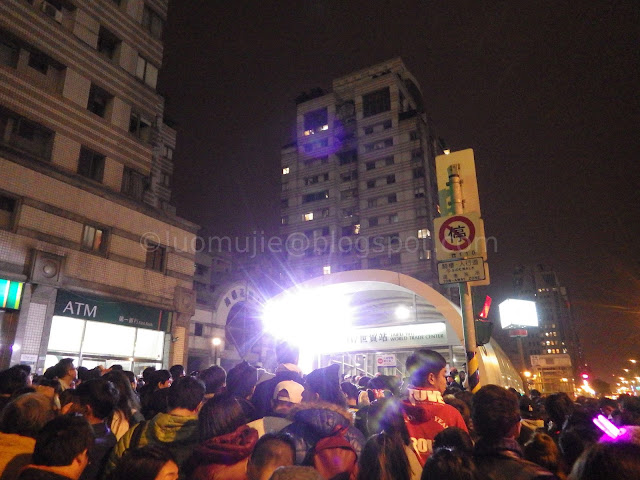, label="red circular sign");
[438,215,476,251]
